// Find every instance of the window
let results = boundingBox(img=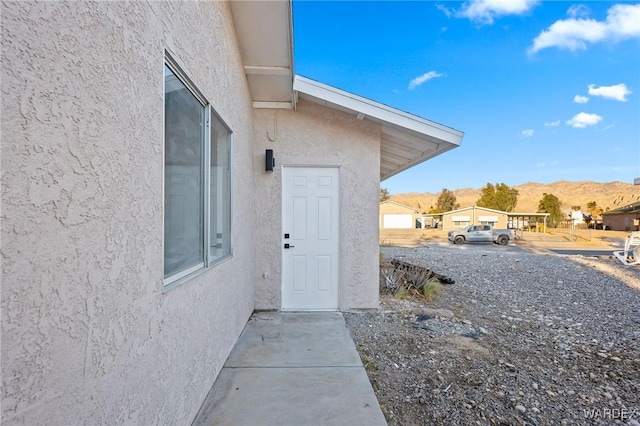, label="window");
[164,54,231,288]
[209,112,231,263]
